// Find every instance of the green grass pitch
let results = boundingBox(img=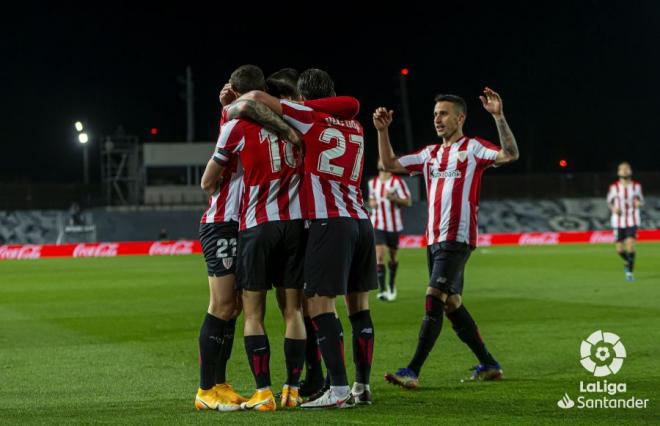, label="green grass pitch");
[1,243,659,425]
